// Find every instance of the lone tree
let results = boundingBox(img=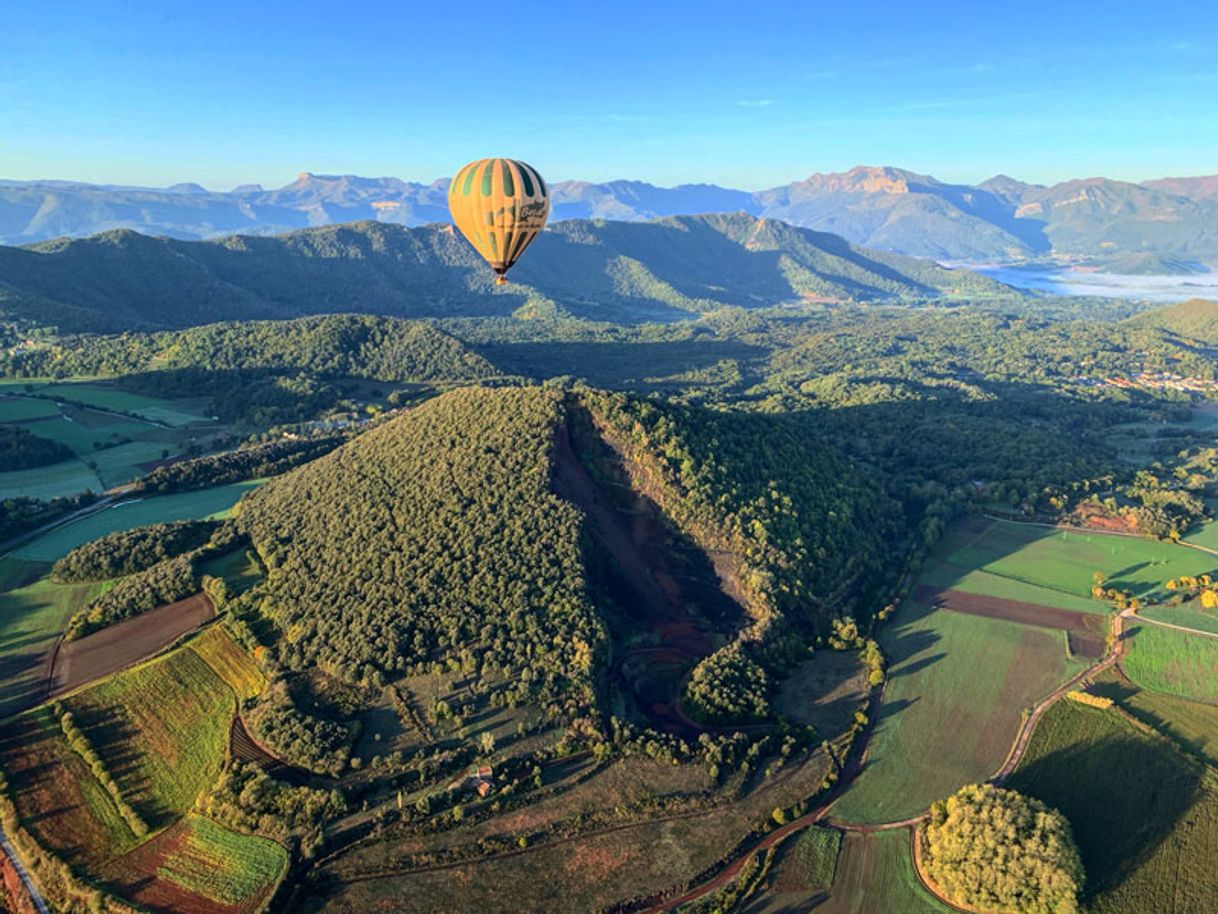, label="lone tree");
[922,784,1083,914]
